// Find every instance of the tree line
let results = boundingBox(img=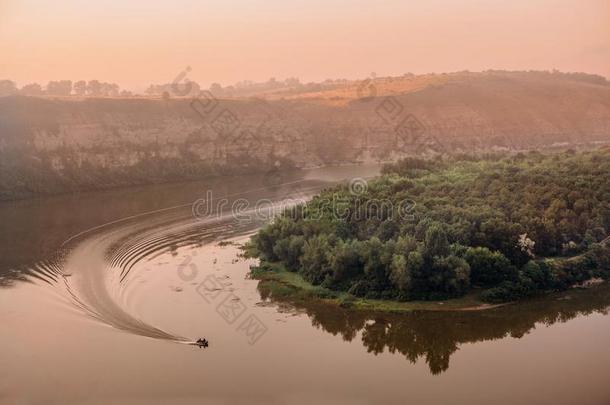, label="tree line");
[0,79,129,97]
